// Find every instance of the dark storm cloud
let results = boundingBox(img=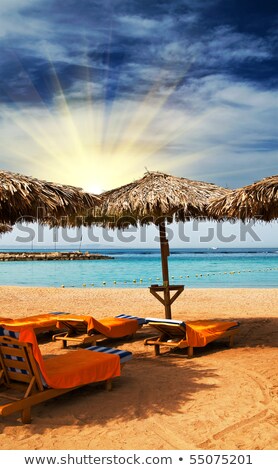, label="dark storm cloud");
[0,0,276,105]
